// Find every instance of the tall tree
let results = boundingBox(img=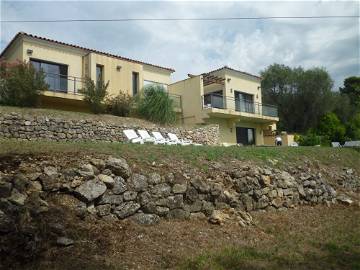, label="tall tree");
[261,64,333,133]
[339,76,360,108]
